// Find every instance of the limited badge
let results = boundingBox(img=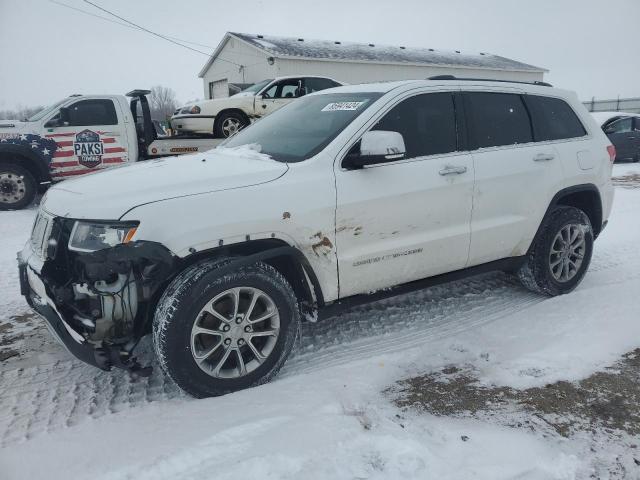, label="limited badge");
[74,129,104,168]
